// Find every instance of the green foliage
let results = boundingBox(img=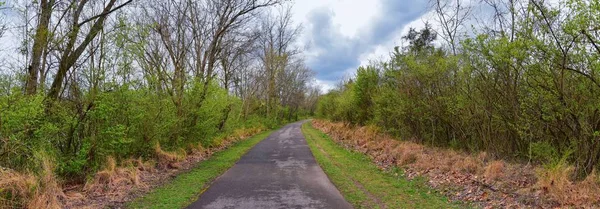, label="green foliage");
[316,1,600,178]
[401,23,437,53]
[530,142,560,165]
[0,93,46,171]
[335,83,357,123]
[353,66,379,125]
[0,79,289,181]
[316,91,339,119]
